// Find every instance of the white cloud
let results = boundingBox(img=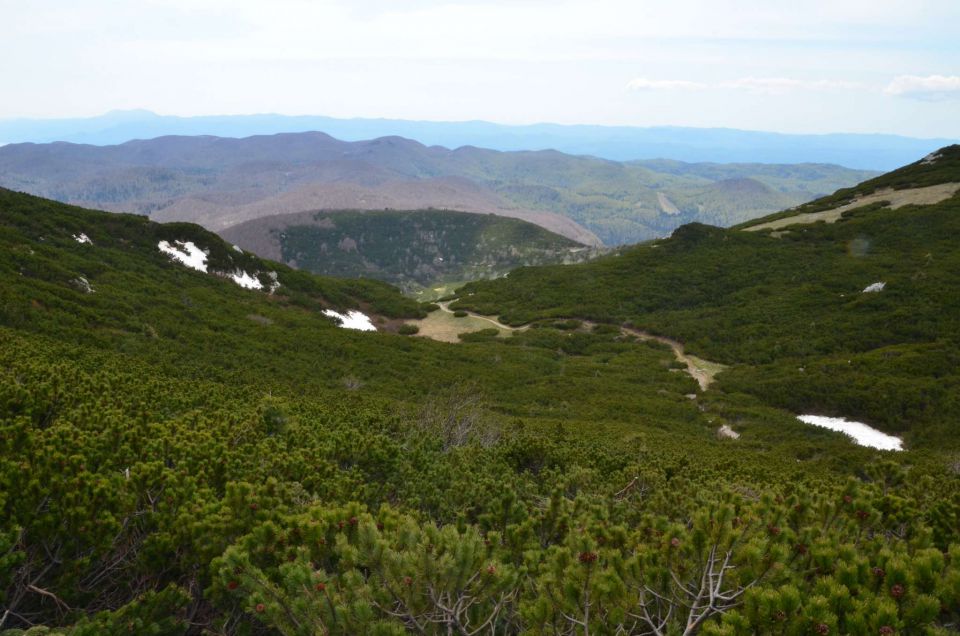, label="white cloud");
[626,78,707,91]
[884,75,960,99]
